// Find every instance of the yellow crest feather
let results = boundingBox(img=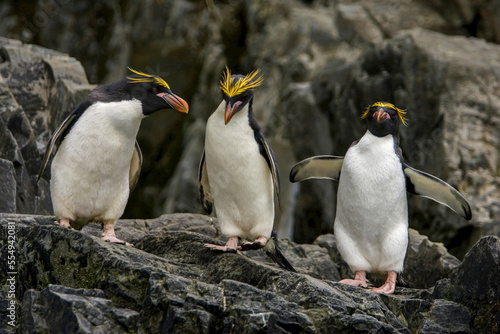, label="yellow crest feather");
[361,101,407,126]
[127,67,170,89]
[220,66,264,97]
